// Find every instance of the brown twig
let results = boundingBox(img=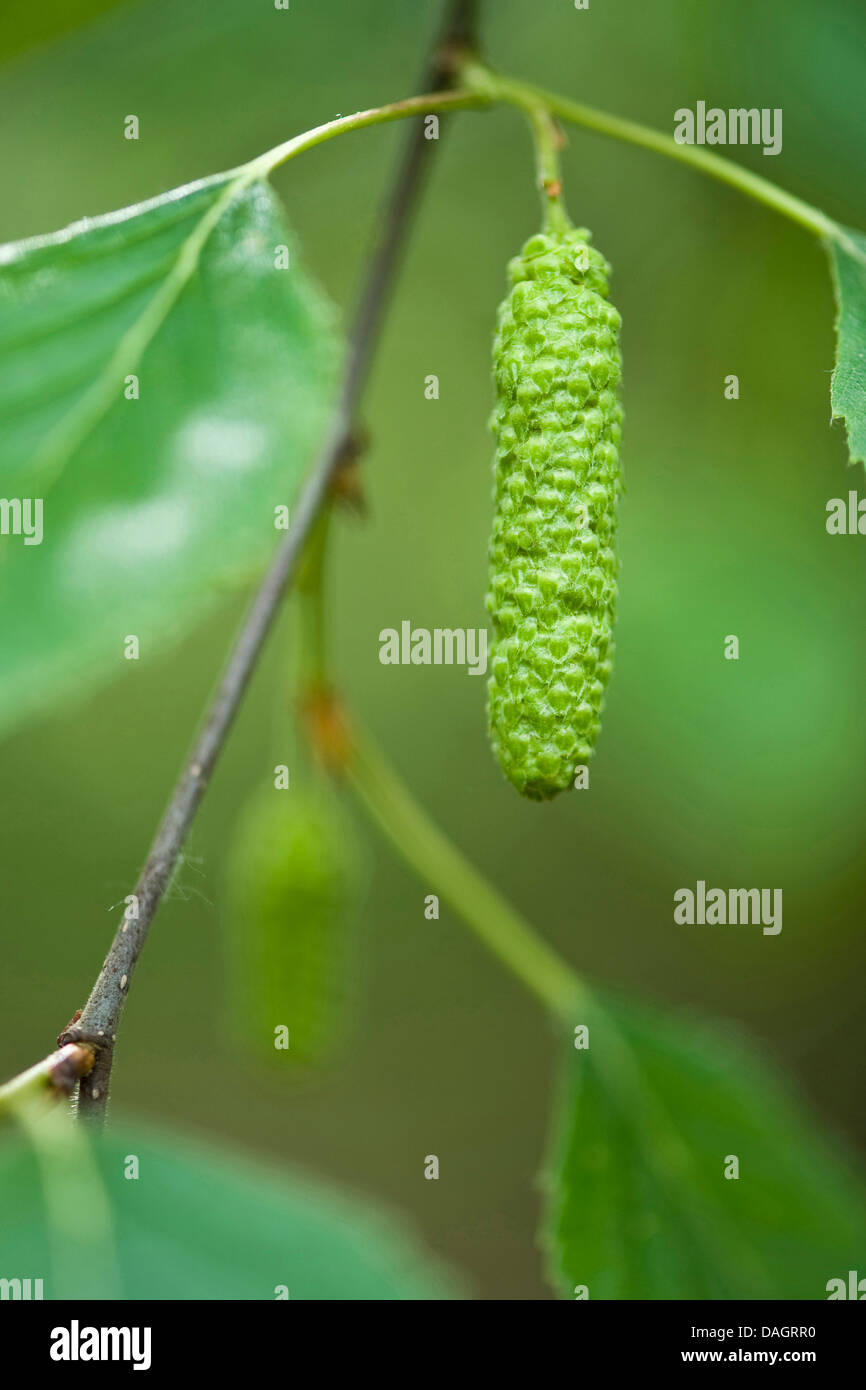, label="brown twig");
[48,0,481,1121]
